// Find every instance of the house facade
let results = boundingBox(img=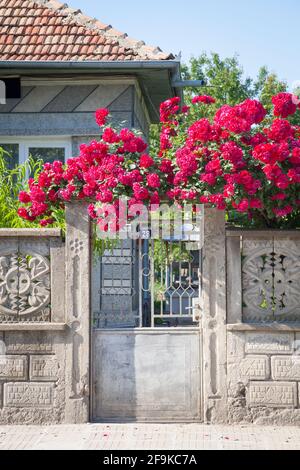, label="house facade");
[1,1,300,427]
[0,0,192,425]
[0,0,180,157]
